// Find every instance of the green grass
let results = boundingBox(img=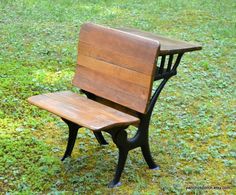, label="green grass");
[0,0,235,194]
